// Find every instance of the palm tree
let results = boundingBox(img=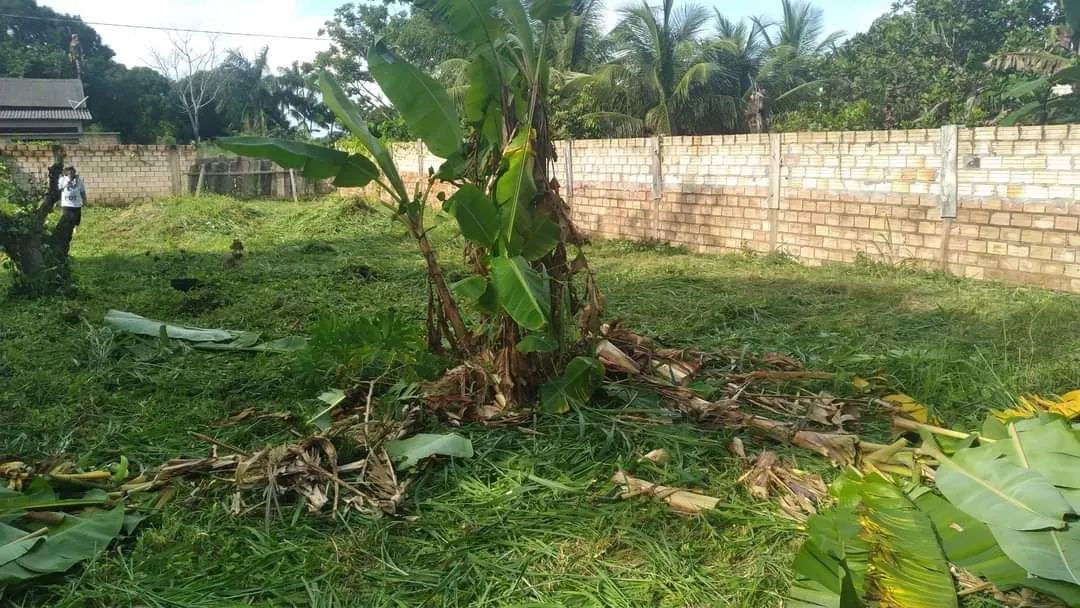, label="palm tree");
[585,0,739,135]
[729,0,841,131]
[987,1,1080,125]
[216,47,290,135]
